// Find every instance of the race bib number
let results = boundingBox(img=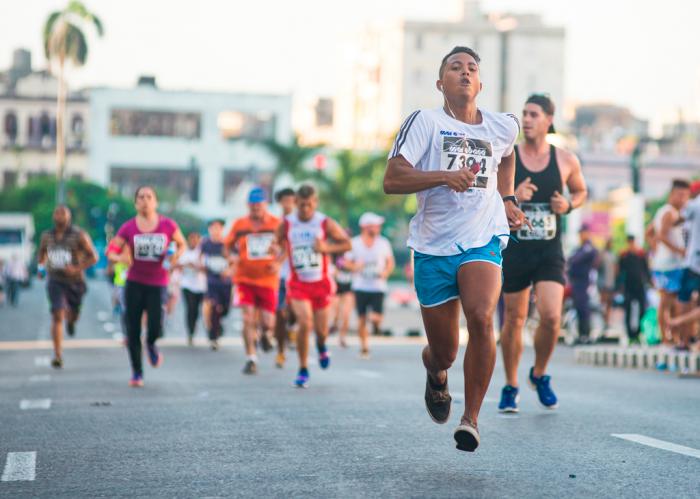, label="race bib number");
[518,203,557,241]
[133,233,167,261]
[246,233,274,260]
[440,135,494,189]
[206,255,229,274]
[361,260,380,280]
[47,247,72,269]
[292,245,321,272]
